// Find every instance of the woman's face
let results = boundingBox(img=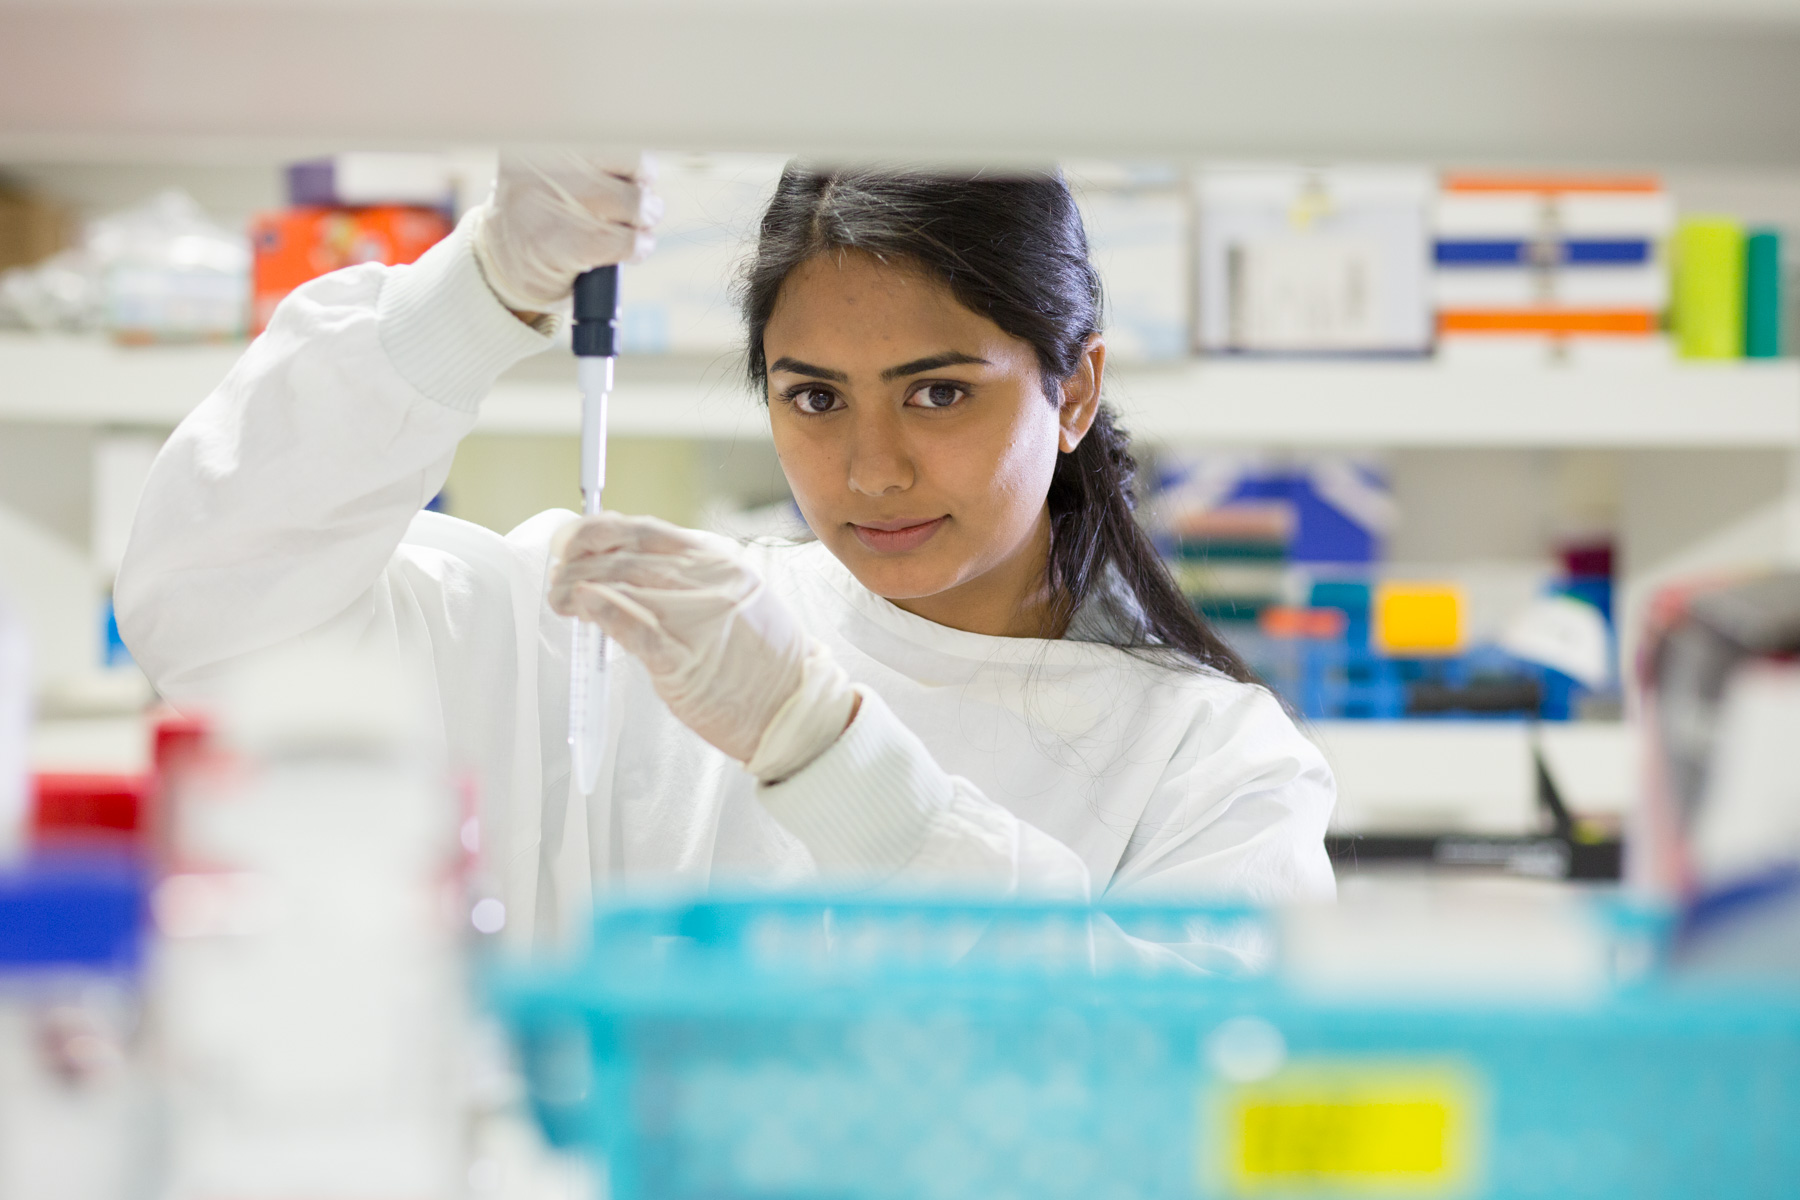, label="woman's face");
[763,250,1101,638]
